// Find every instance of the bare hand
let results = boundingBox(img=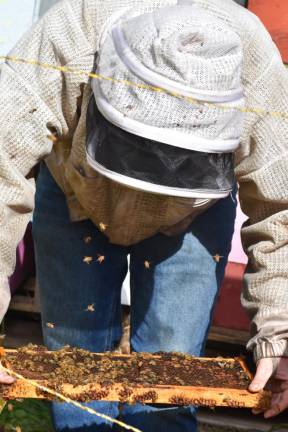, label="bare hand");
[249,357,288,418]
[0,366,15,384]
